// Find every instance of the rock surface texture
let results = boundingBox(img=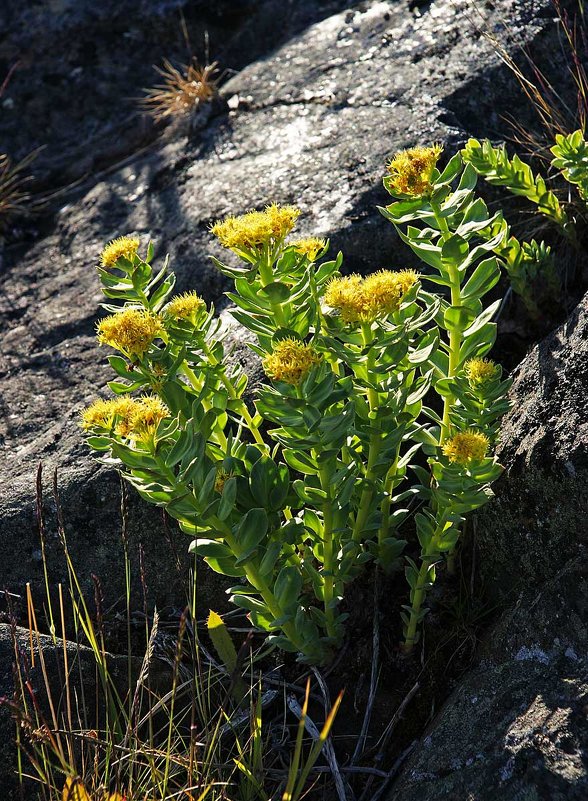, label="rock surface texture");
[1,0,587,798]
[388,292,588,800]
